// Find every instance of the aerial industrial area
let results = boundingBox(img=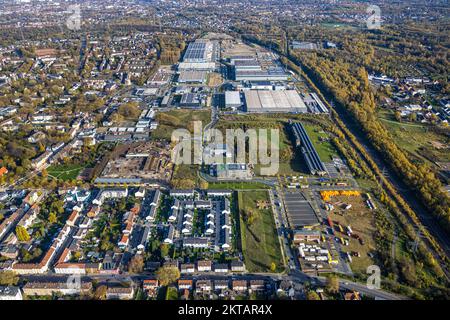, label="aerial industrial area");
[0,0,449,304]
